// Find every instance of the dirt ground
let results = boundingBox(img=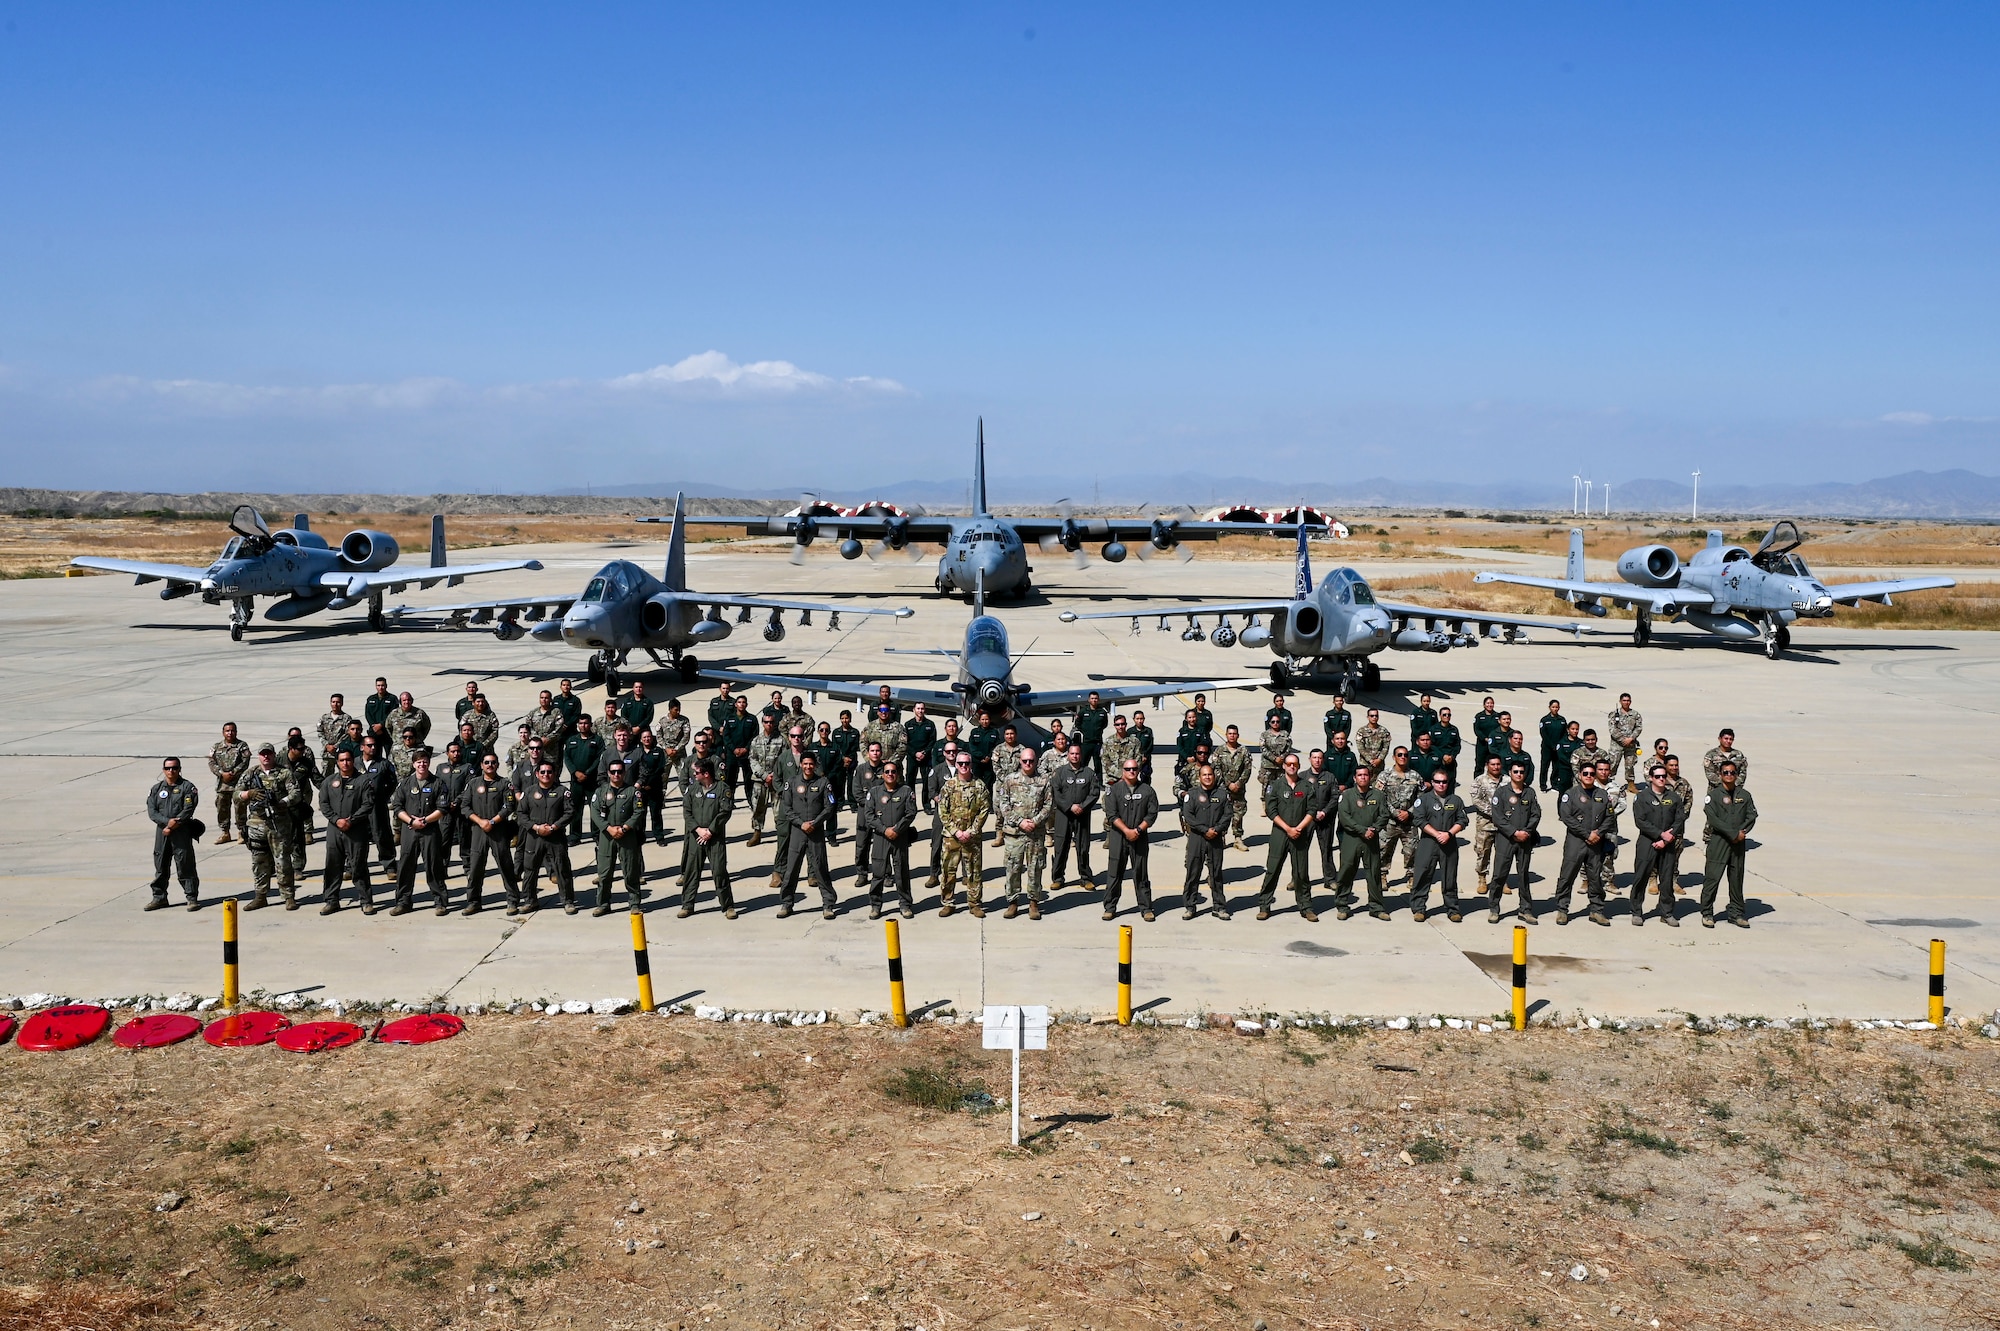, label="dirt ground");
[1,1017,1994,1331]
